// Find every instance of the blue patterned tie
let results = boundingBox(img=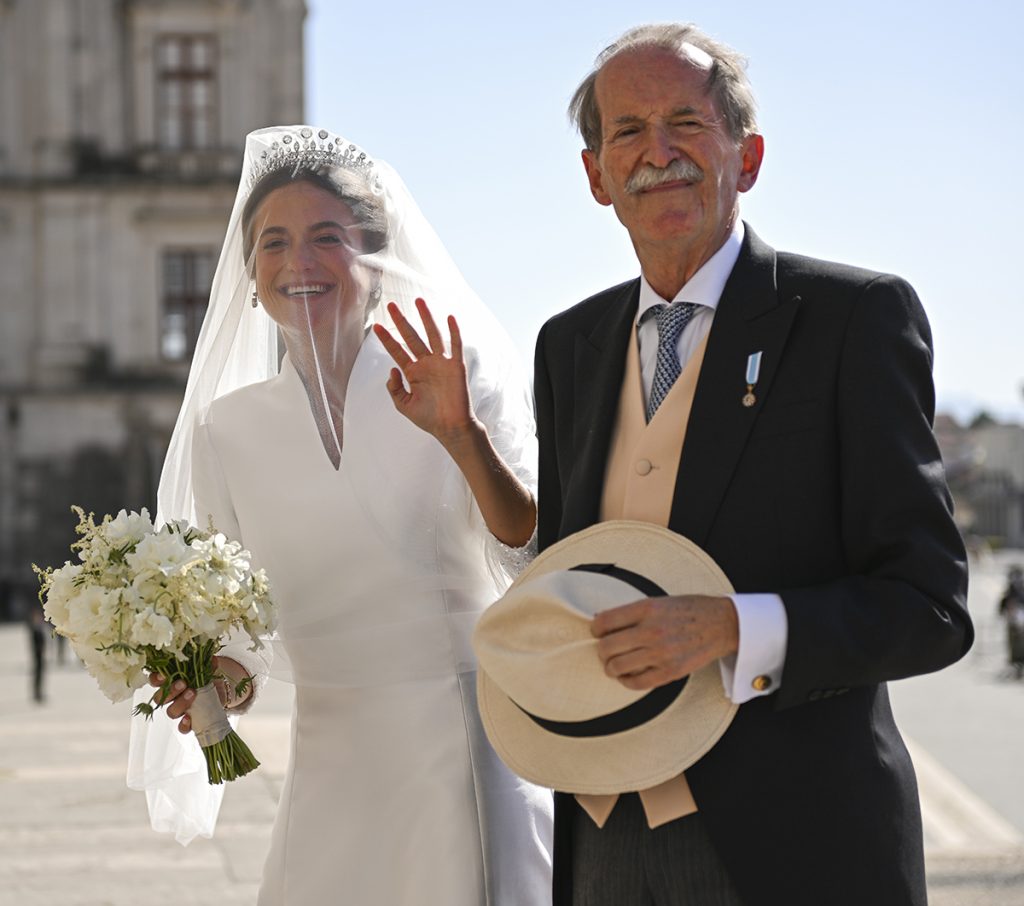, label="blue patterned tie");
[646,301,701,422]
